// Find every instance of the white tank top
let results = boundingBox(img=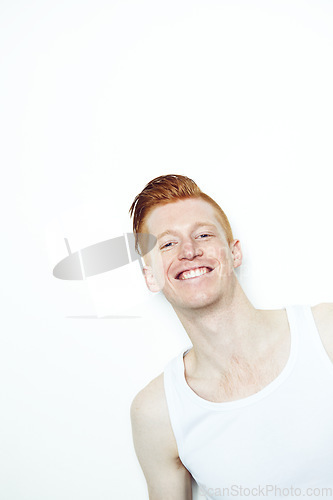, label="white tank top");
[163,305,333,499]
